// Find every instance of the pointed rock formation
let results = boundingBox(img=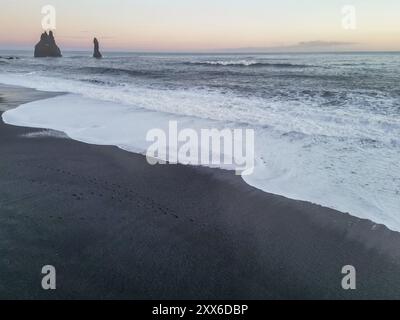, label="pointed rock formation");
[93,38,102,59]
[34,31,62,58]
